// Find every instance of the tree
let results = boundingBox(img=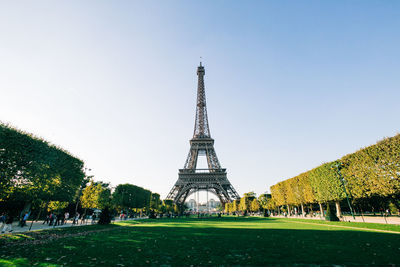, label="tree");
[0,123,85,216]
[98,187,112,209]
[258,193,274,215]
[150,193,161,211]
[342,136,400,200]
[162,199,175,213]
[265,197,276,212]
[47,201,68,212]
[232,199,240,214]
[112,184,151,212]
[224,203,229,213]
[239,192,256,214]
[270,182,287,214]
[298,172,315,214]
[309,162,345,217]
[80,181,104,210]
[250,198,260,213]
